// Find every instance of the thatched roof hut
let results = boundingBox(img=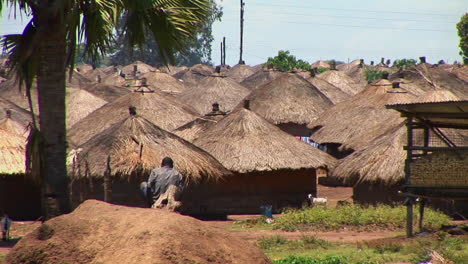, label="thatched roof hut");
[389,64,468,99]
[0,121,26,175]
[303,74,350,104]
[194,107,336,173]
[0,96,33,125]
[157,65,189,76]
[226,64,256,83]
[73,109,229,181]
[82,83,131,102]
[179,75,250,115]
[173,64,214,87]
[0,79,39,113]
[316,69,364,95]
[240,69,284,90]
[308,79,416,152]
[120,61,156,75]
[140,71,186,94]
[311,60,331,69]
[243,73,333,126]
[66,88,108,129]
[69,90,199,146]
